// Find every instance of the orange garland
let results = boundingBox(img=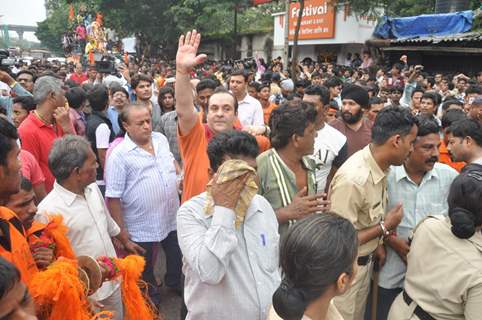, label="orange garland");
[30,258,92,320]
[113,255,158,320]
[29,255,158,320]
[42,215,76,260]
